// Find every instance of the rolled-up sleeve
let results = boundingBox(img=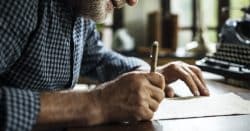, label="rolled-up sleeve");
[0,87,40,131]
[80,20,150,82]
